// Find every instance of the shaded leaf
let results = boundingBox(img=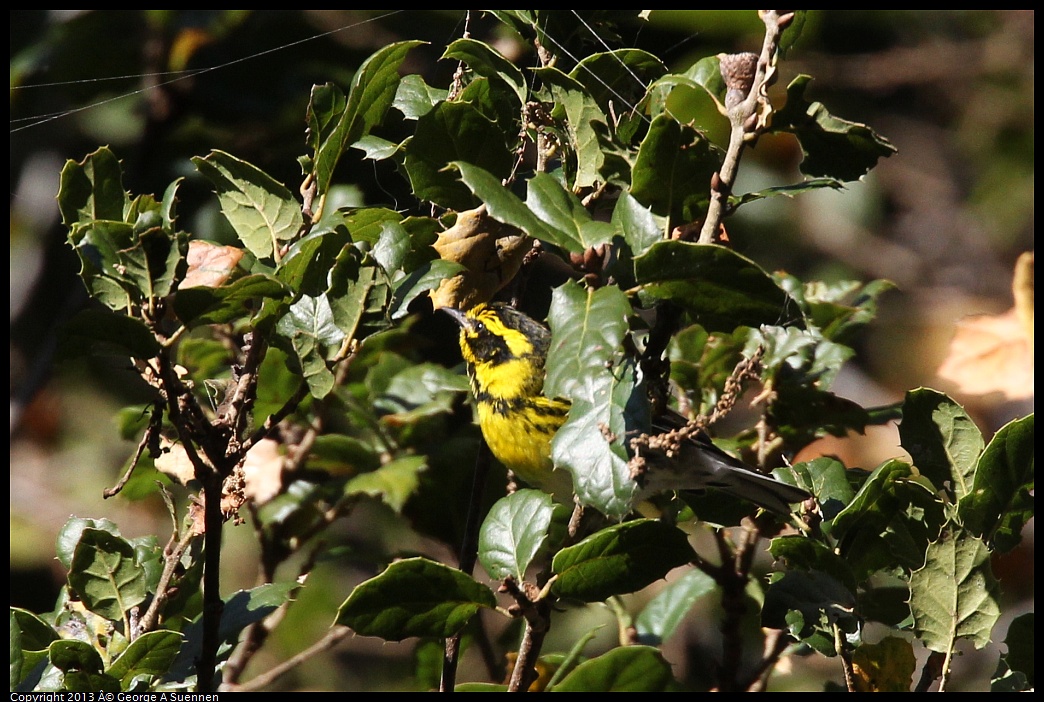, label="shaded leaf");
[336,557,495,640]
[772,74,897,181]
[957,413,1034,552]
[898,388,983,501]
[634,568,716,646]
[634,241,803,333]
[551,520,694,602]
[551,645,681,692]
